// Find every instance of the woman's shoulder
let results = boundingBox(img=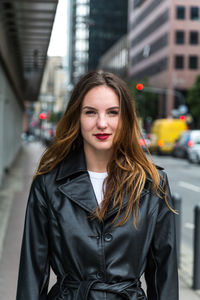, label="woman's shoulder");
[155,164,164,171]
[32,150,78,188]
[154,164,168,183]
[32,162,60,189]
